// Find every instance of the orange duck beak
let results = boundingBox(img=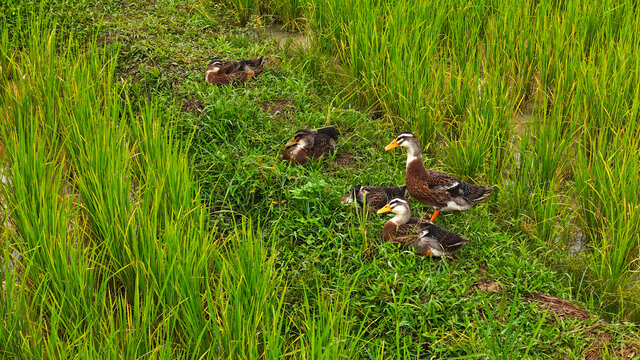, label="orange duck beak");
[384,138,399,151]
[376,203,392,214]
